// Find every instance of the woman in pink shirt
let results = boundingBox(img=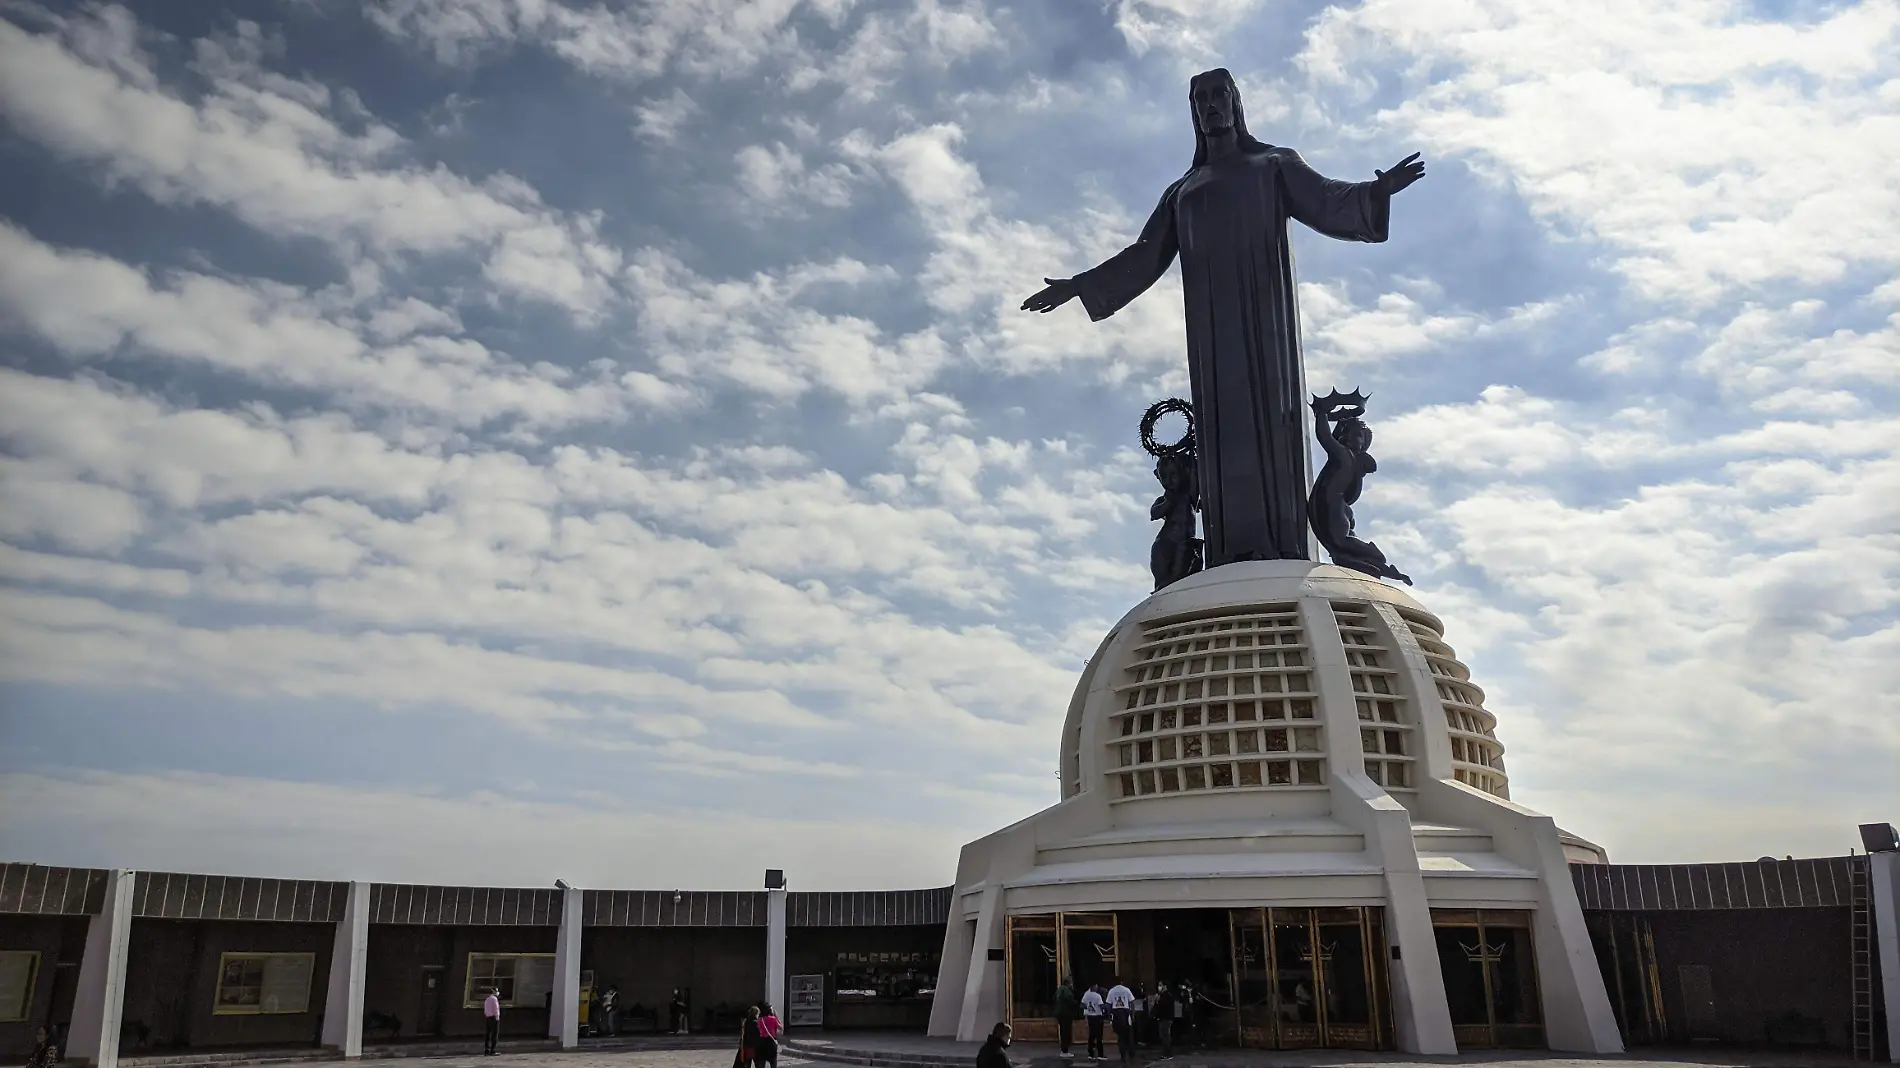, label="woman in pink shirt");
[754,1004,781,1068]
